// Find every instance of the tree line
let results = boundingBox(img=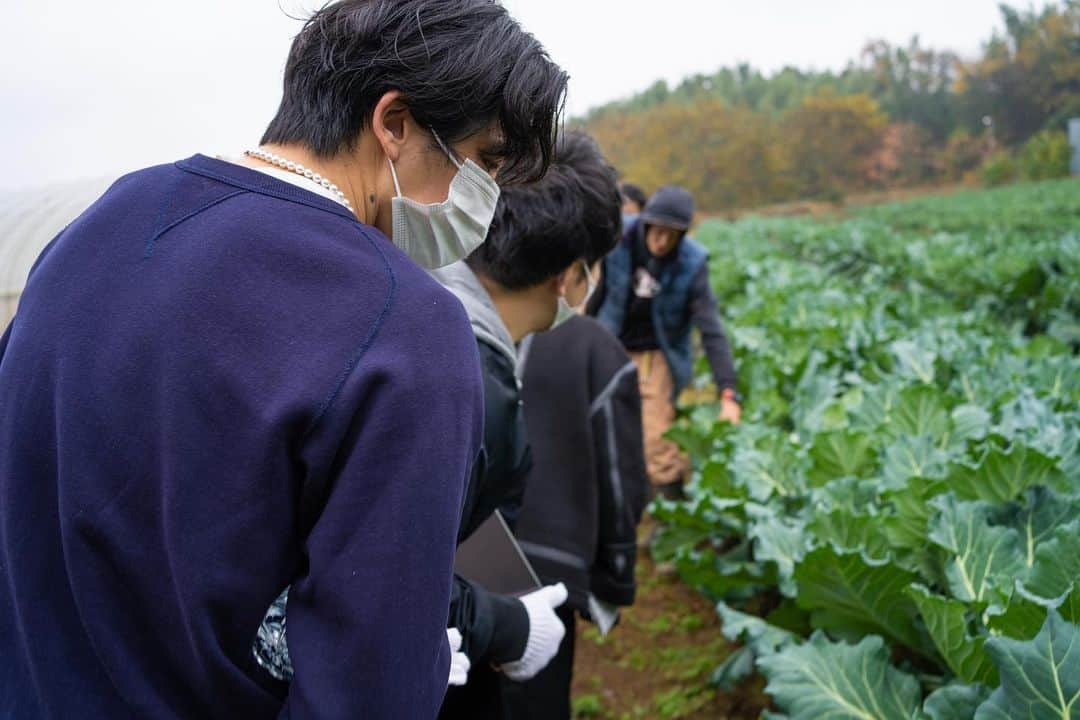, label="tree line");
[580,2,1079,210]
